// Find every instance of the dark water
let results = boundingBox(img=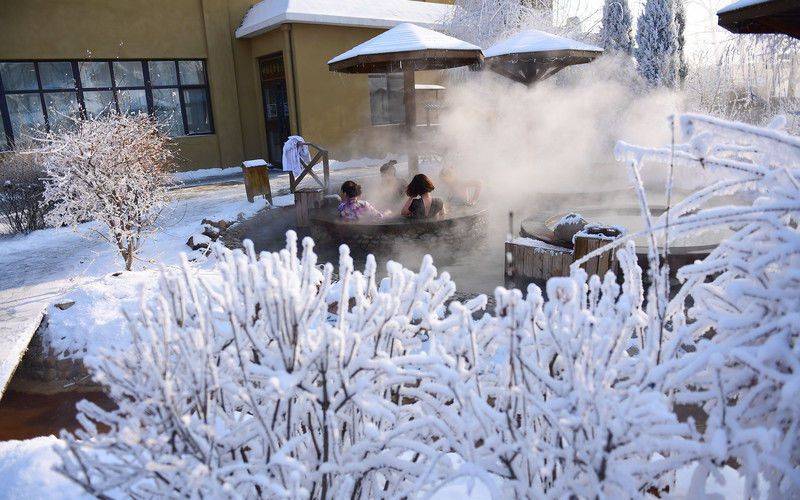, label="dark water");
[234,205,508,303]
[0,390,113,440]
